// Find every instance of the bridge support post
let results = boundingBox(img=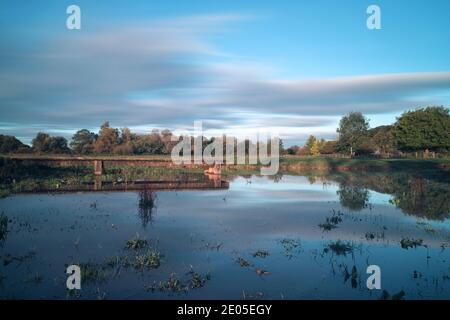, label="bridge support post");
[94,160,103,175]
